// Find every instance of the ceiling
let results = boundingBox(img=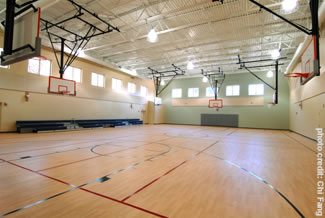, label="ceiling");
[0,0,320,79]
